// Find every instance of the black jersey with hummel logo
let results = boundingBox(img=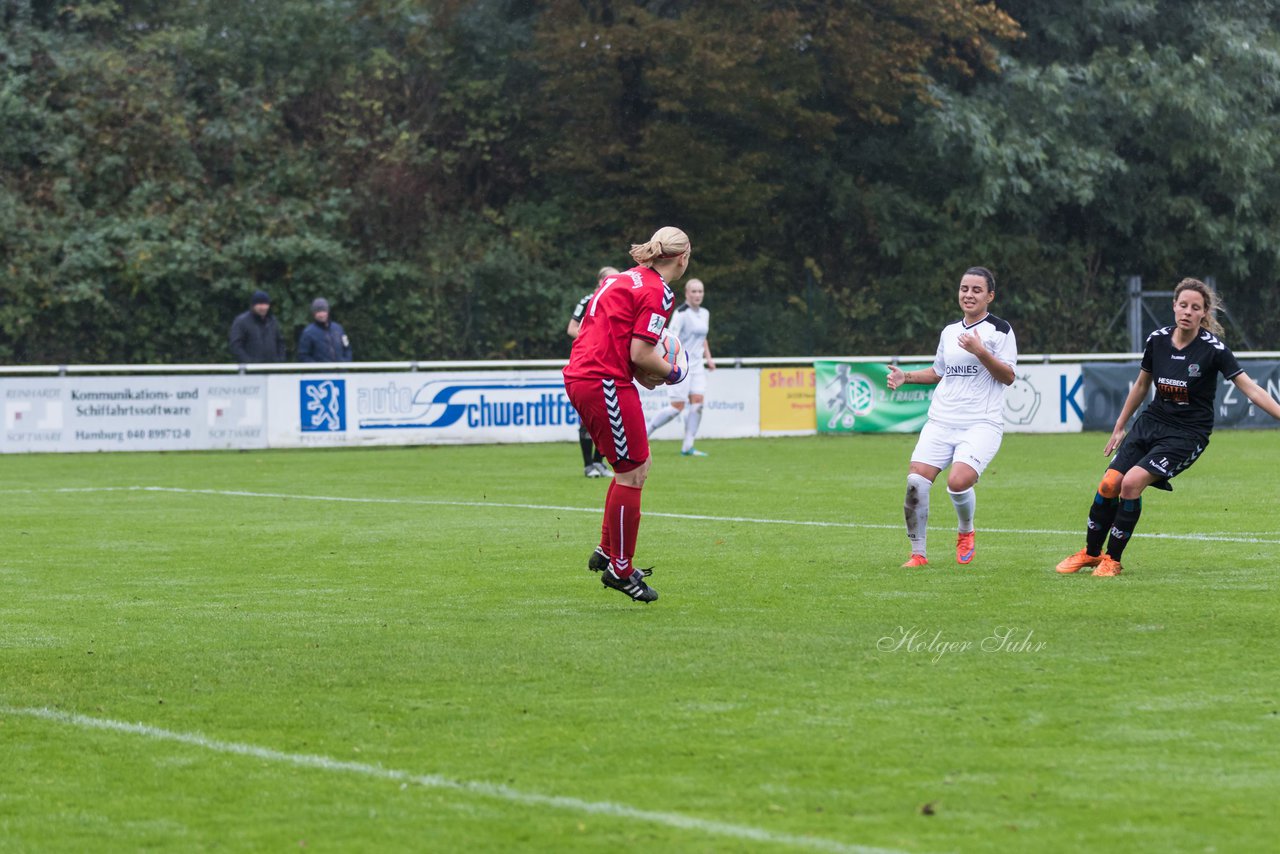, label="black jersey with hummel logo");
[571,292,592,323]
[1139,326,1242,437]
